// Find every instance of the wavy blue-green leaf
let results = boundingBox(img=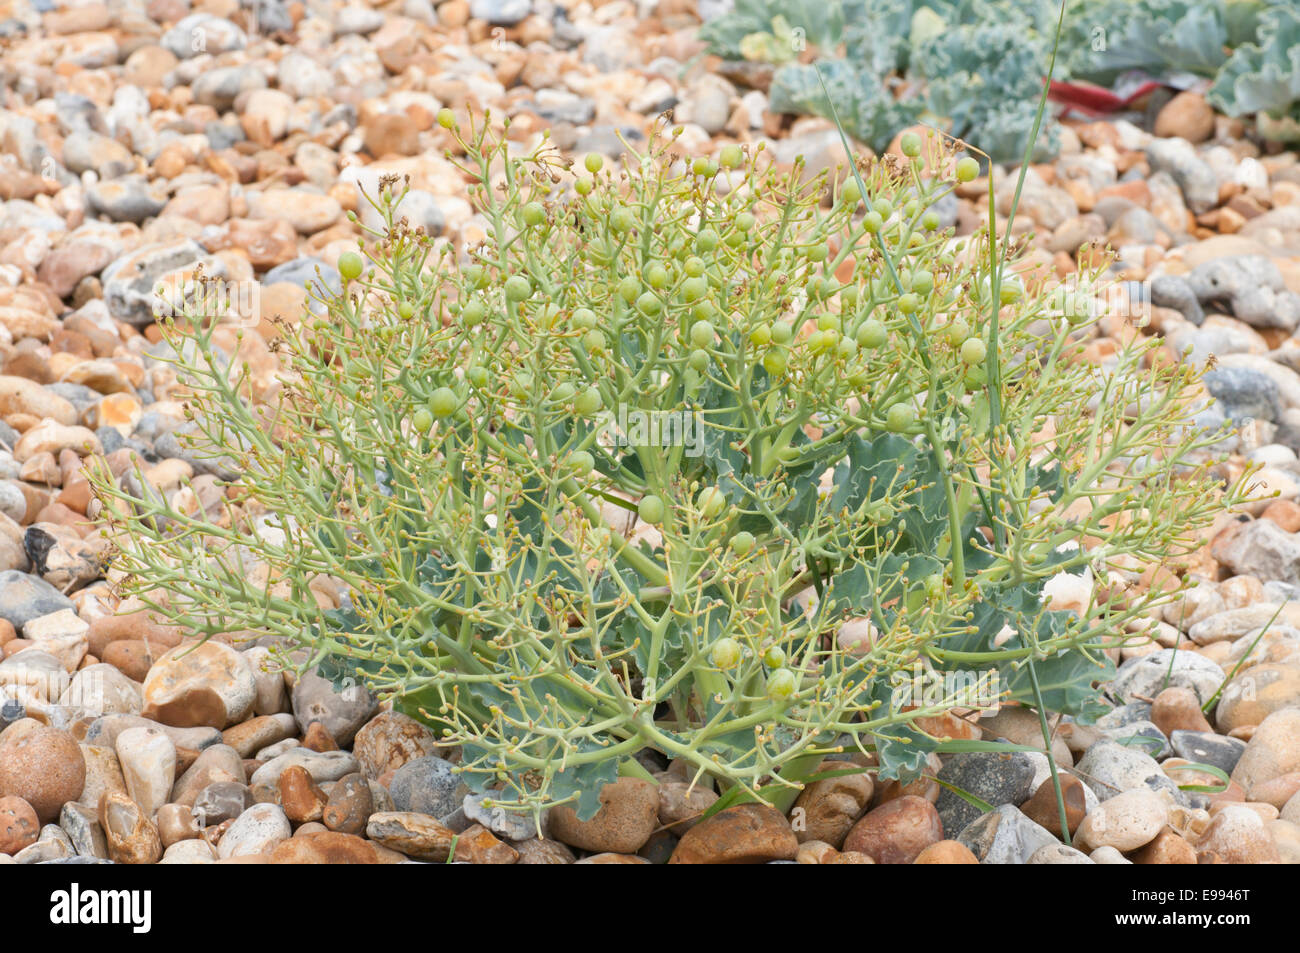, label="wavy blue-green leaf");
[1209,7,1300,117]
